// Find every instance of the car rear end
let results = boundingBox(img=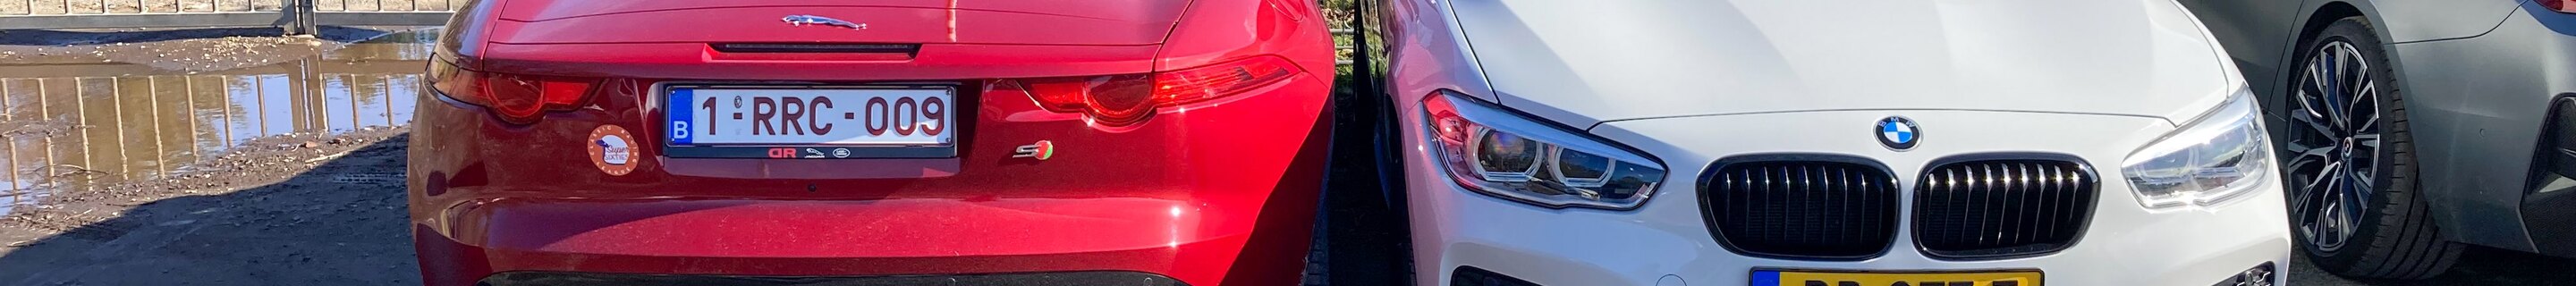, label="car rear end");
[404,1,1337,285]
[2400,0,2576,258]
